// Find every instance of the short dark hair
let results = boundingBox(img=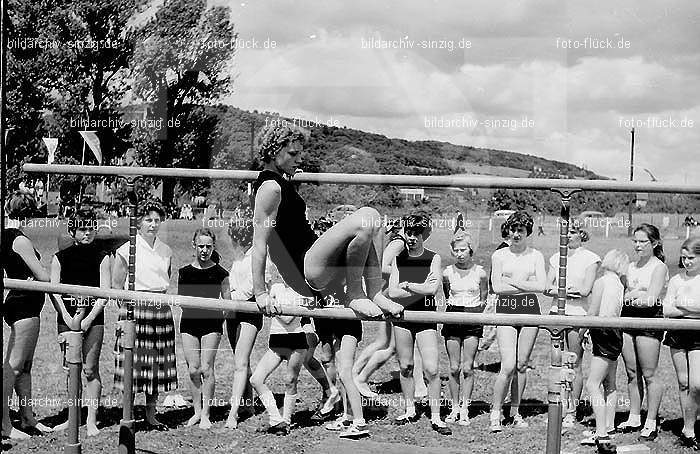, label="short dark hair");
[504,210,534,236]
[403,211,432,239]
[68,209,97,236]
